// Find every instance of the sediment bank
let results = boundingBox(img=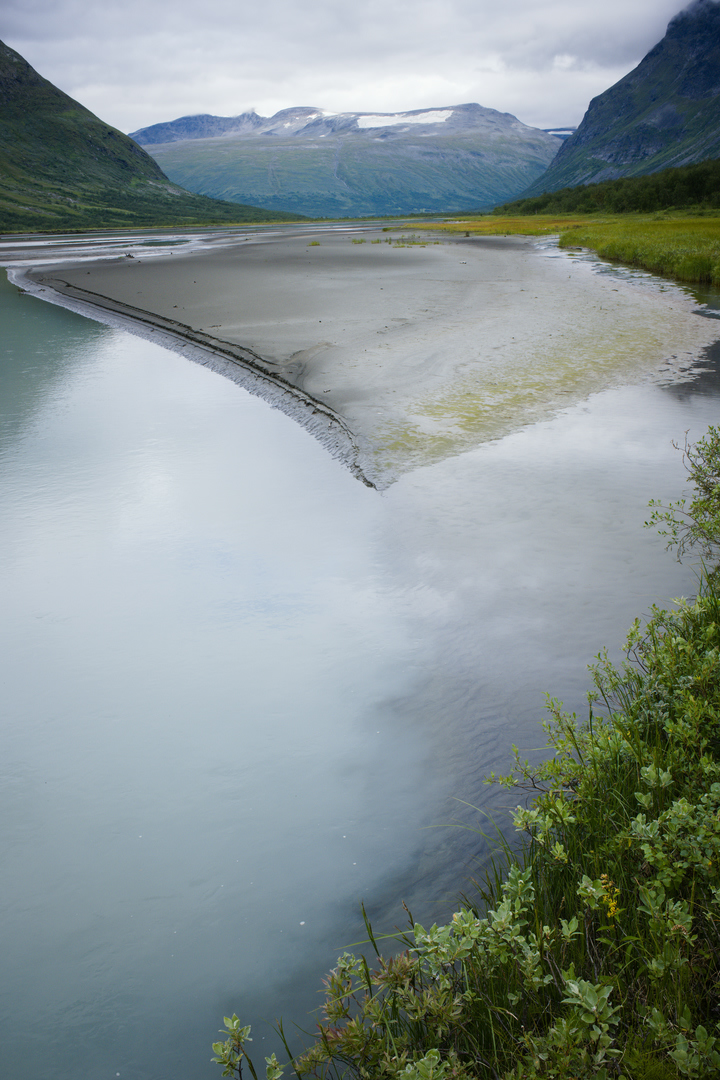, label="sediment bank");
[4,225,720,486]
